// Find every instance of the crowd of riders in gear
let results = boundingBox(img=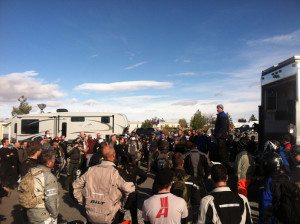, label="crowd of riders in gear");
[1,104,300,223]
